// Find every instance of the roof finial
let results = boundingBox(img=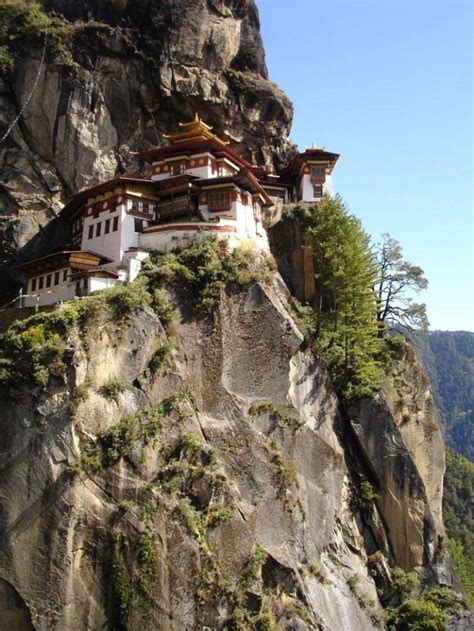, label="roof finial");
[195,112,200,122]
